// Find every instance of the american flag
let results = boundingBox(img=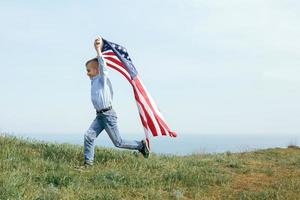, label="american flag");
[101,39,177,148]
